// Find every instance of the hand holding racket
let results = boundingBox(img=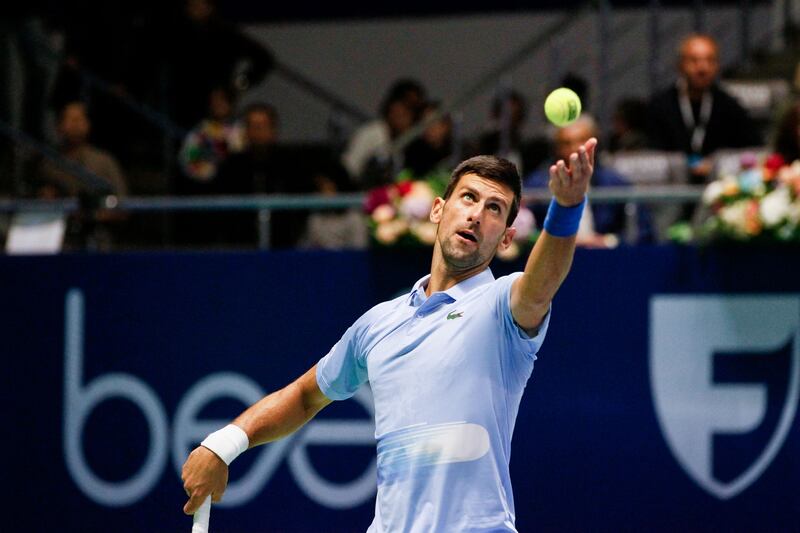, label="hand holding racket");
[182,446,230,531]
